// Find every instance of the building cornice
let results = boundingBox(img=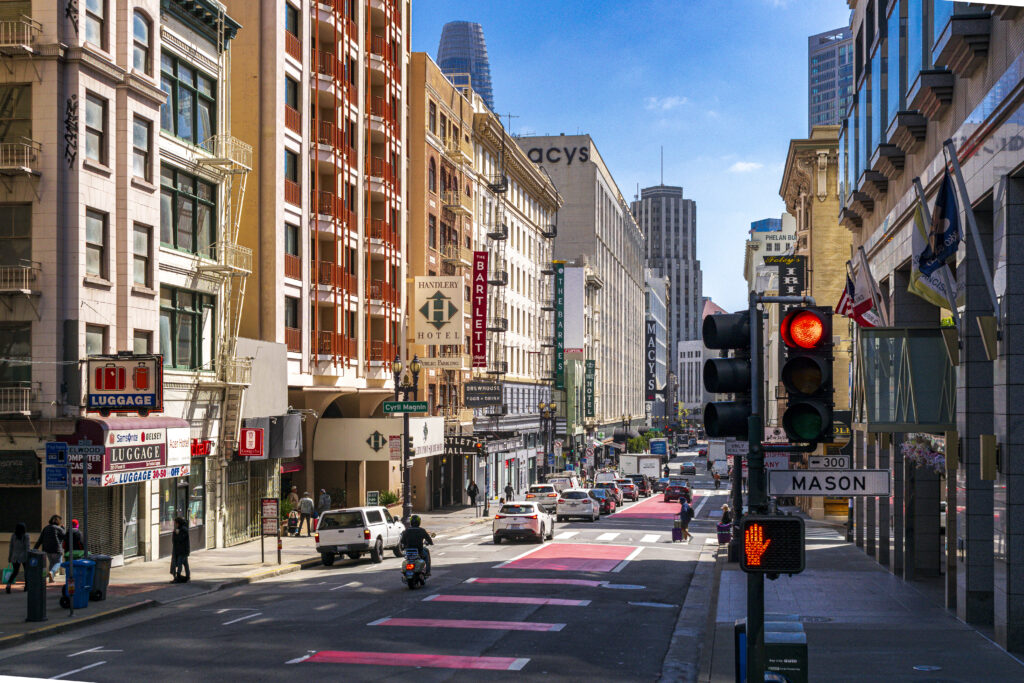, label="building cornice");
[473,112,562,210]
